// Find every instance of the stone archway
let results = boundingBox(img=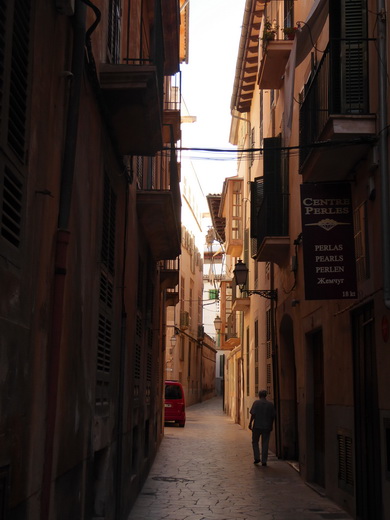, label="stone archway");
[278,314,298,460]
